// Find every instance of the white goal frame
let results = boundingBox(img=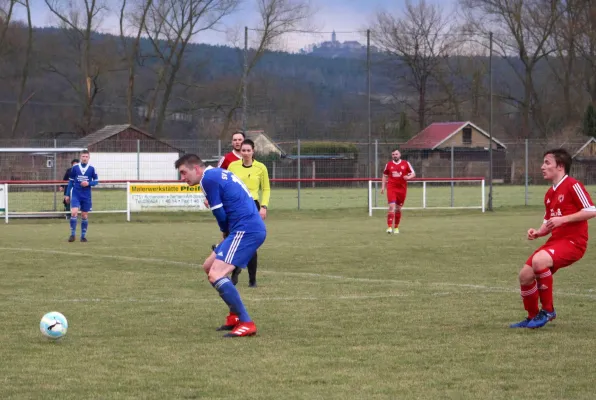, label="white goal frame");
[0,180,212,223]
[368,178,486,216]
